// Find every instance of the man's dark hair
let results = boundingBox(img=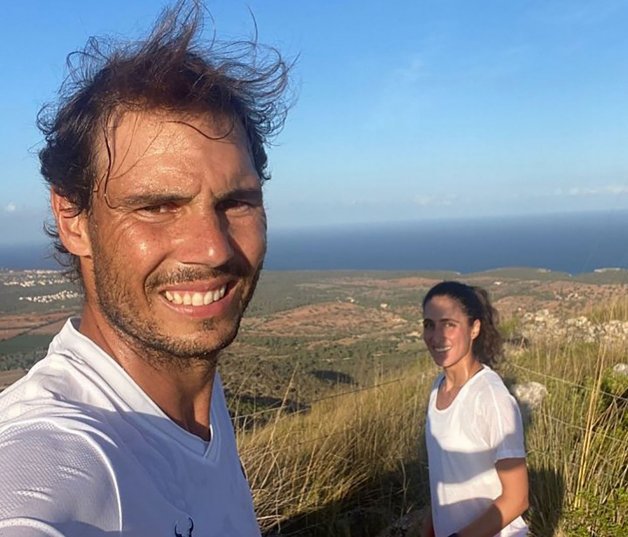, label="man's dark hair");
[422,280,504,366]
[38,1,291,280]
